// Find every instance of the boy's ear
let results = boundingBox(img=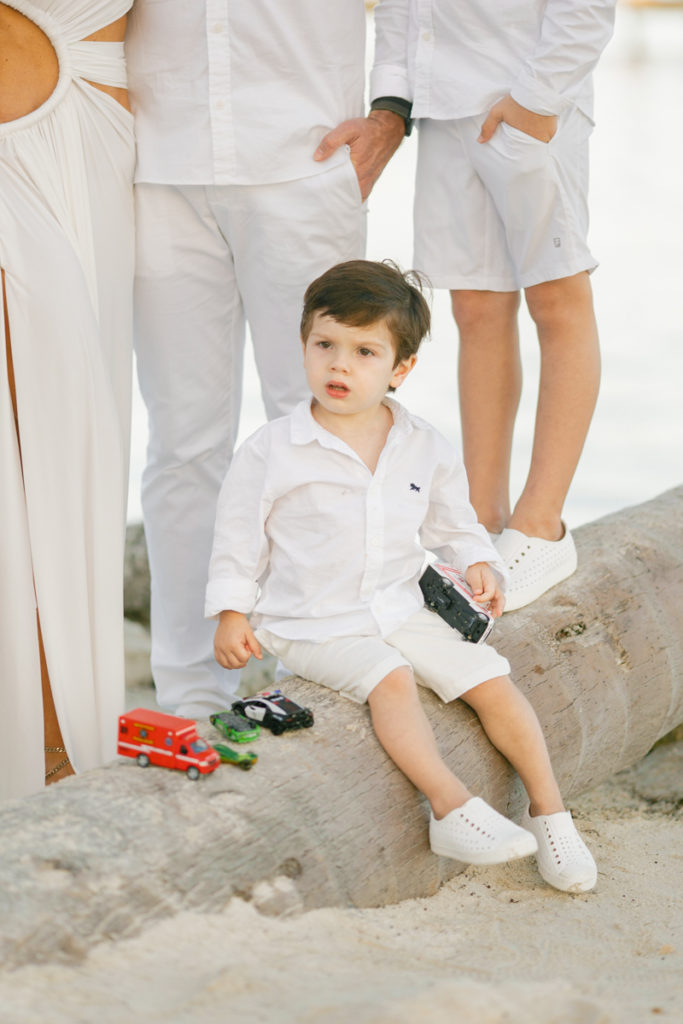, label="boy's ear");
[390,354,417,390]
